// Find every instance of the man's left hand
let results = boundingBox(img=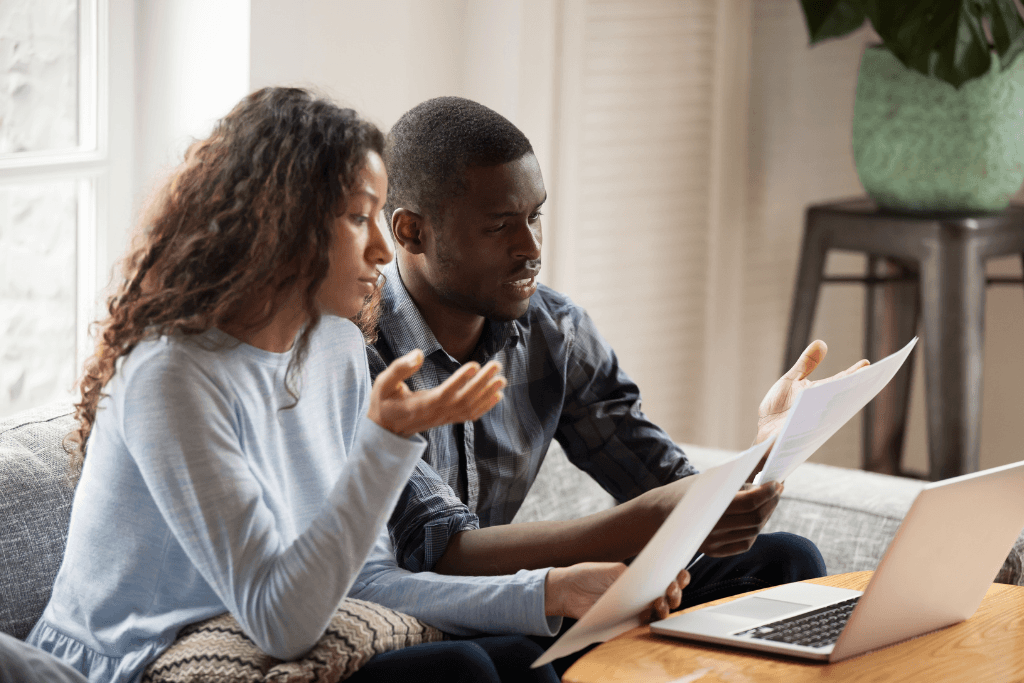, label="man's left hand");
[754,340,868,447]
